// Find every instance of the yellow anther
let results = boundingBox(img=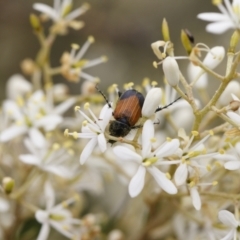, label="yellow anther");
[82,2,91,10]
[16,120,23,126]
[67,149,75,155]
[151,81,158,87]
[189,181,195,188]
[123,83,128,90]
[74,106,80,112]
[46,132,52,138]
[101,55,108,62]
[16,96,24,107]
[61,200,68,208]
[206,164,212,172]
[71,43,80,50]
[52,143,60,150]
[82,120,88,126]
[181,157,186,163]
[219,149,225,154]
[212,181,218,186]
[191,131,199,136]
[88,36,95,43]
[142,78,150,87]
[212,0,222,5]
[142,157,158,166]
[128,82,134,88]
[209,130,214,136]
[214,161,222,167]
[165,172,171,179]
[74,194,80,201]
[72,132,78,139]
[150,138,157,143]
[94,77,100,84]
[161,53,166,59]
[84,102,90,109]
[166,137,172,142]
[64,129,69,137]
[153,61,158,68]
